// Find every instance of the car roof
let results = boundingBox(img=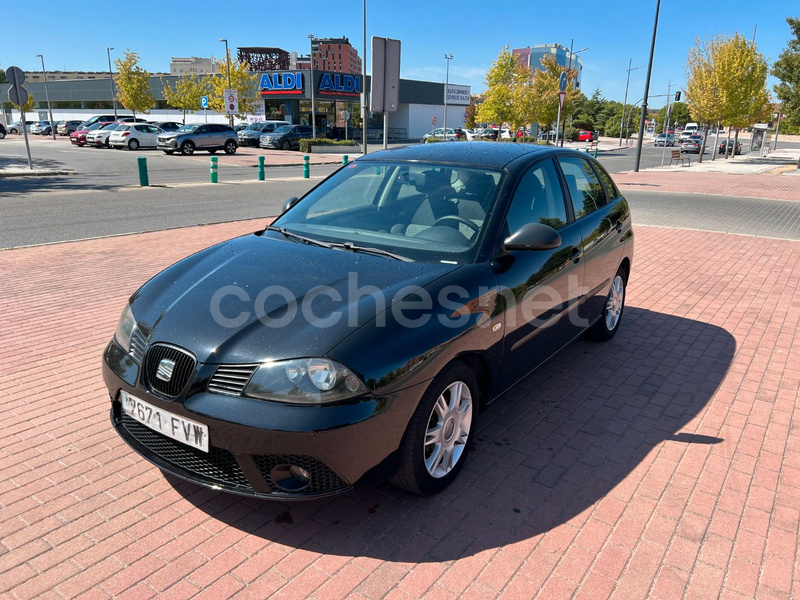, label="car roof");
[359,141,562,169]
